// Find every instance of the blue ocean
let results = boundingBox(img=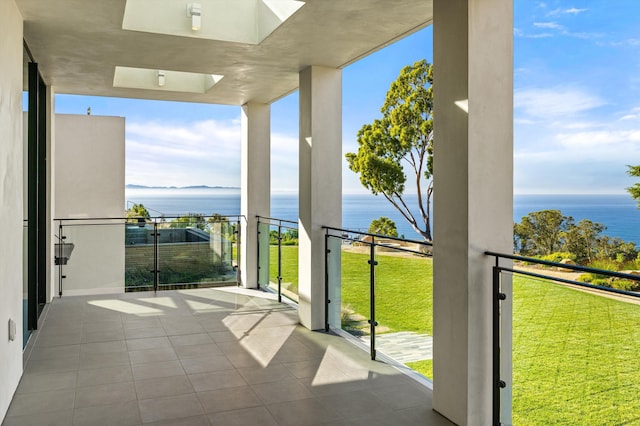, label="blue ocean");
[126,189,640,245]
